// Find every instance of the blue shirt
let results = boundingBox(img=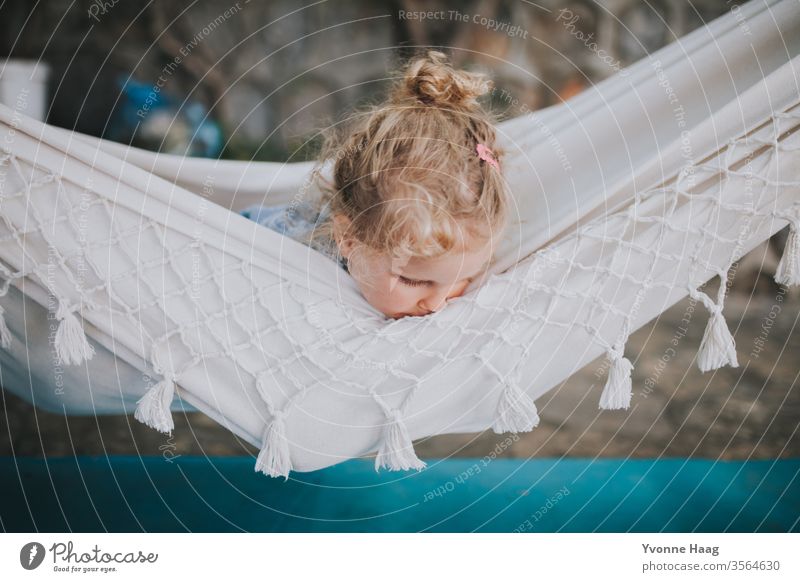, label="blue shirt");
[240,201,349,273]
